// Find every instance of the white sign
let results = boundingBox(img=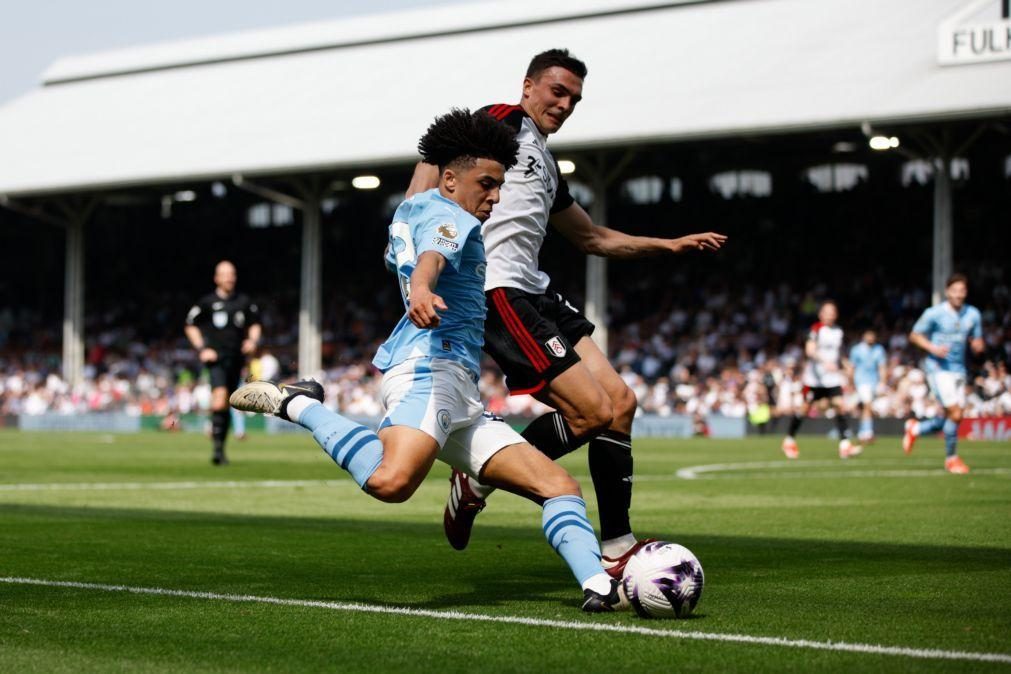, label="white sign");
[939,0,1011,65]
